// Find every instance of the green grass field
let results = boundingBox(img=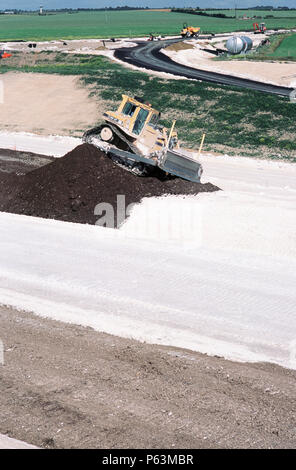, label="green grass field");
[272,33,296,59]
[0,10,295,41]
[1,51,295,161]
